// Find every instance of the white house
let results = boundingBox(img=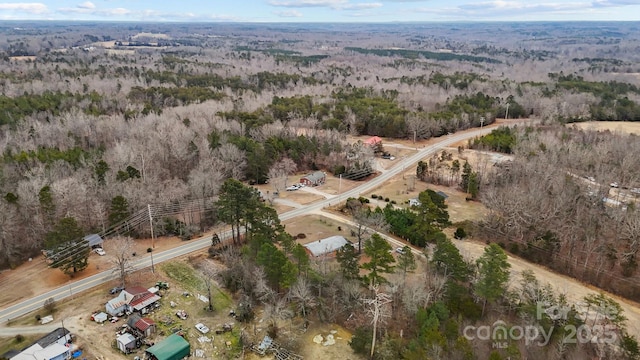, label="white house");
[10,328,72,360]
